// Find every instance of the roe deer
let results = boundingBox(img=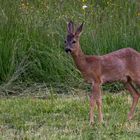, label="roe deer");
[65,21,140,125]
